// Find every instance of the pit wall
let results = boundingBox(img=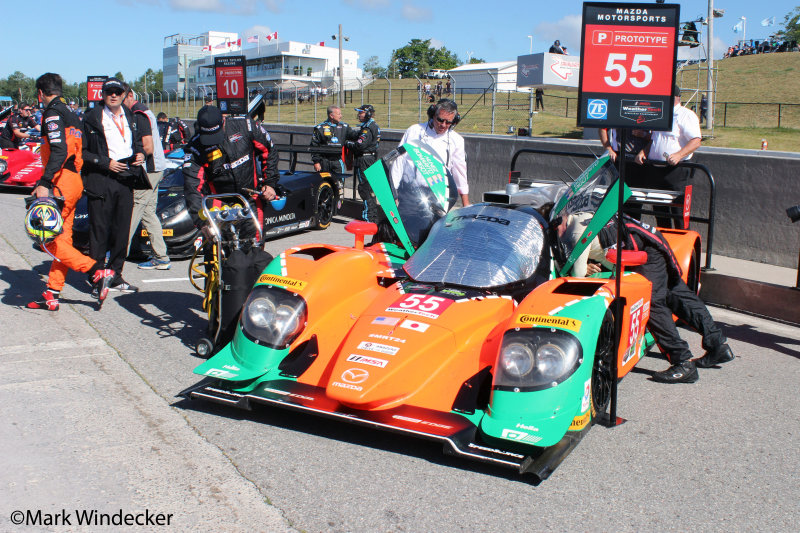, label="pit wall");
[198,121,800,269]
